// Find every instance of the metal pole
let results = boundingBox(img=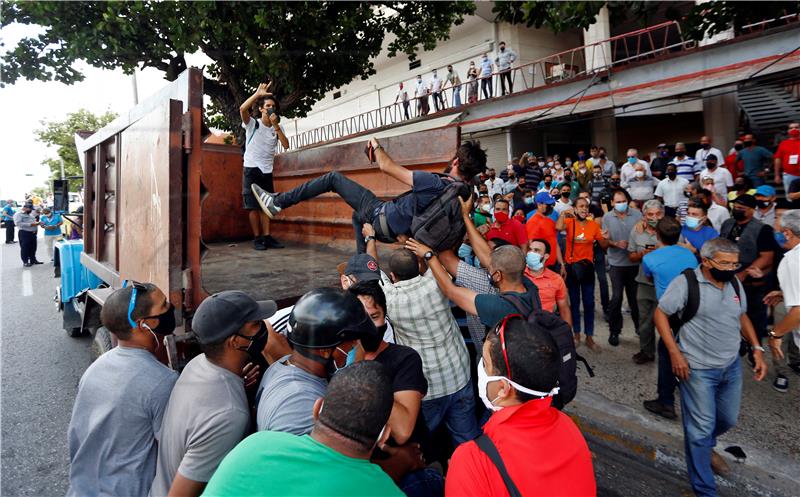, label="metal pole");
[131,70,139,105]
